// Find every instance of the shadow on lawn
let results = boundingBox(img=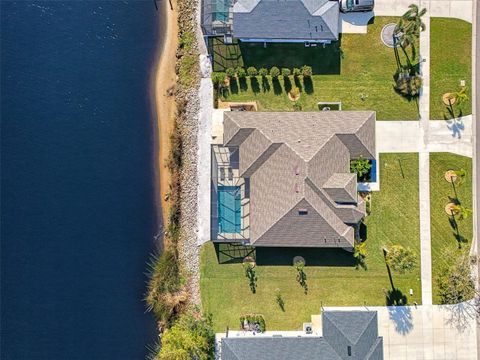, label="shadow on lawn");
[214,243,356,267]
